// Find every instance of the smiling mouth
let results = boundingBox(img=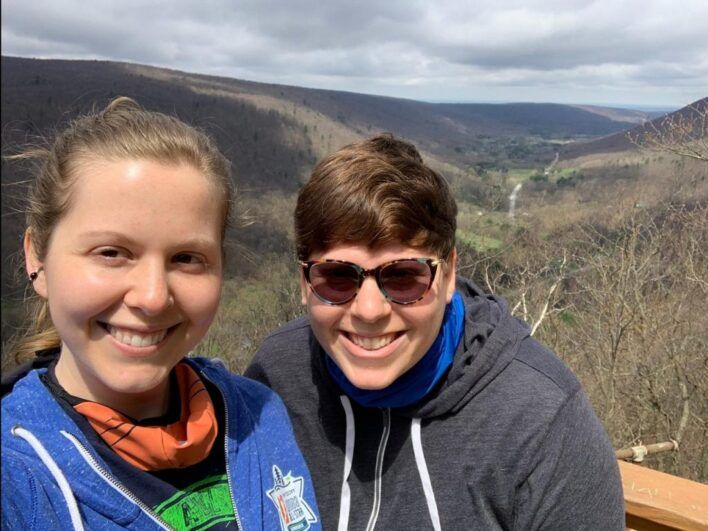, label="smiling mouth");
[100,323,172,348]
[346,332,401,351]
